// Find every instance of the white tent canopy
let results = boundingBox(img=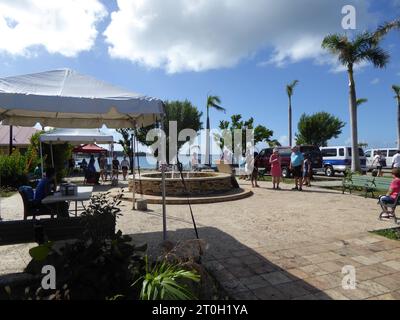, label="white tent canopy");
[0,69,168,240]
[0,69,164,128]
[40,128,114,145]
